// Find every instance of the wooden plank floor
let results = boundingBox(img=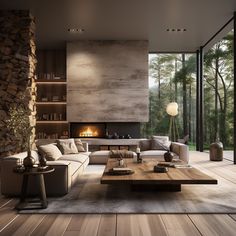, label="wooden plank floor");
[1,151,236,236]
